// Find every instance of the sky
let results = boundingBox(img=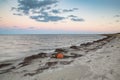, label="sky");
[0,0,120,34]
